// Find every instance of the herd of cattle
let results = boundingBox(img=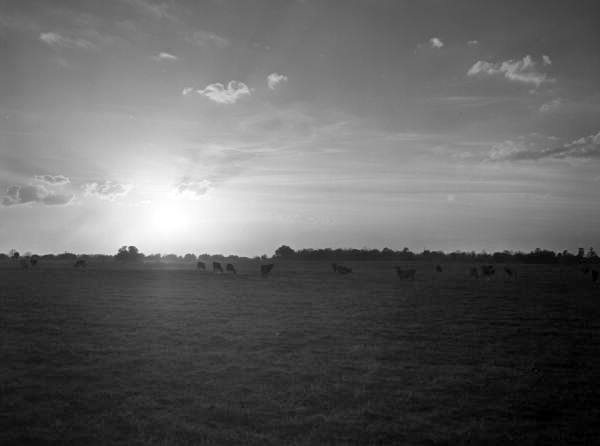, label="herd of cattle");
[11,256,600,283]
